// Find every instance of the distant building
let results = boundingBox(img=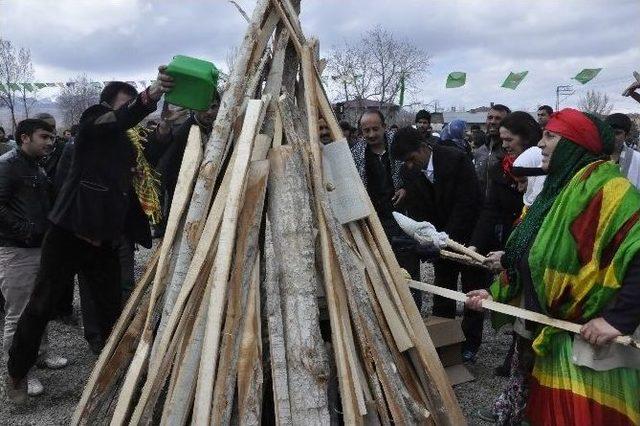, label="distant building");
[333,98,401,126]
